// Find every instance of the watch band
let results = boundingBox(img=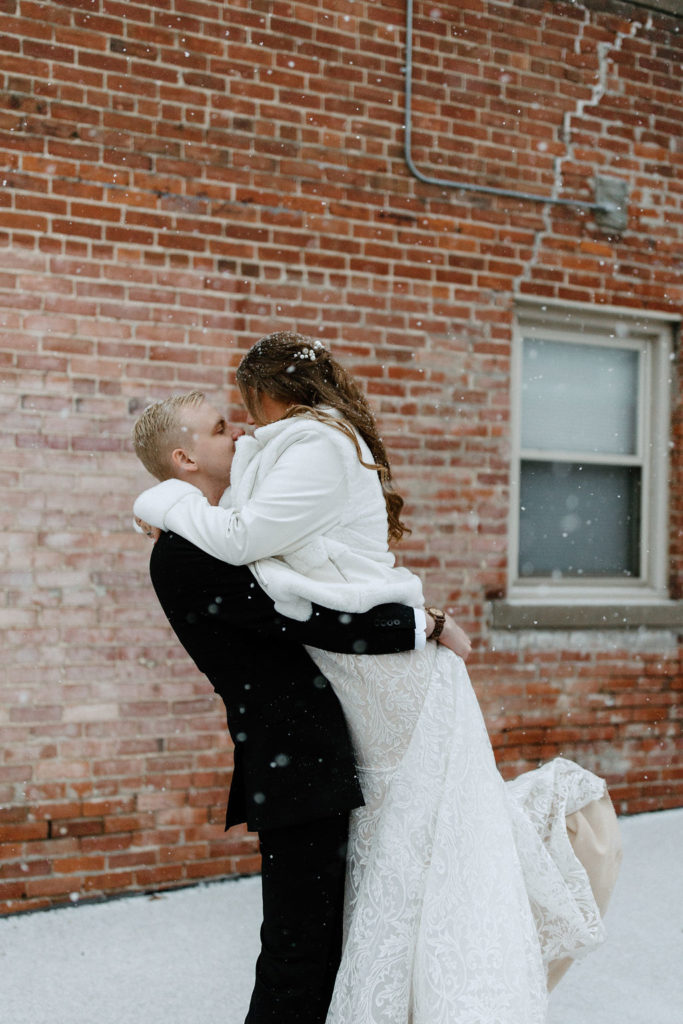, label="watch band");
[426,606,446,642]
